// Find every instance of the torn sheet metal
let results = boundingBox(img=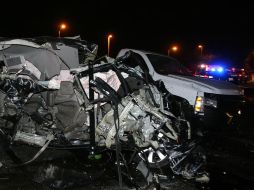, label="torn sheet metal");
[0,38,208,188]
[0,39,41,49]
[96,87,178,148]
[0,37,98,80]
[0,43,62,80]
